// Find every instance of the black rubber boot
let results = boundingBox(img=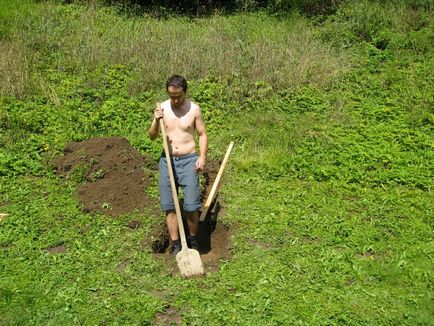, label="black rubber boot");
[170,240,181,256]
[189,236,199,251]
